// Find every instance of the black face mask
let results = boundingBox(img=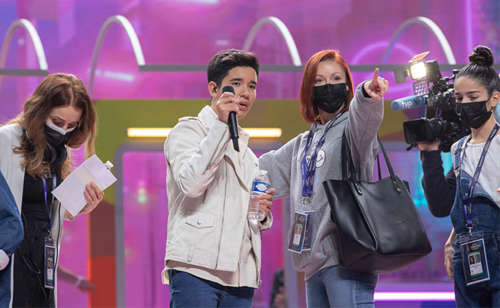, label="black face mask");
[455,99,492,129]
[313,83,348,114]
[44,123,68,146]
